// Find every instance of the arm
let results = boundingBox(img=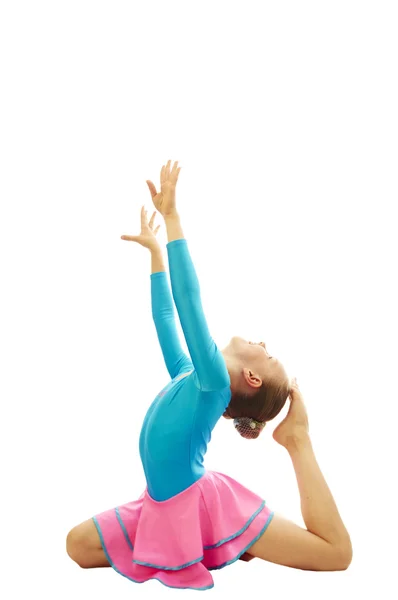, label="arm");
[164,213,230,392]
[150,246,192,379]
[150,247,165,274]
[146,161,229,392]
[121,206,191,379]
[163,212,185,242]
